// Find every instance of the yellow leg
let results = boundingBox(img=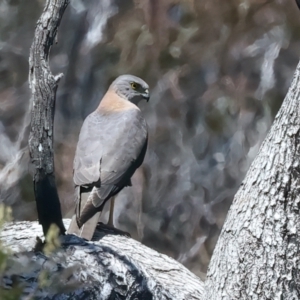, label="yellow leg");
[107,197,115,227]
